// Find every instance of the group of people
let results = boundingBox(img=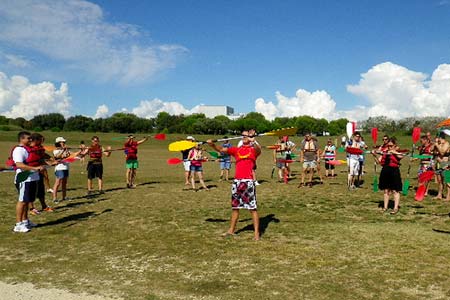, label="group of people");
[8,131,151,233]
